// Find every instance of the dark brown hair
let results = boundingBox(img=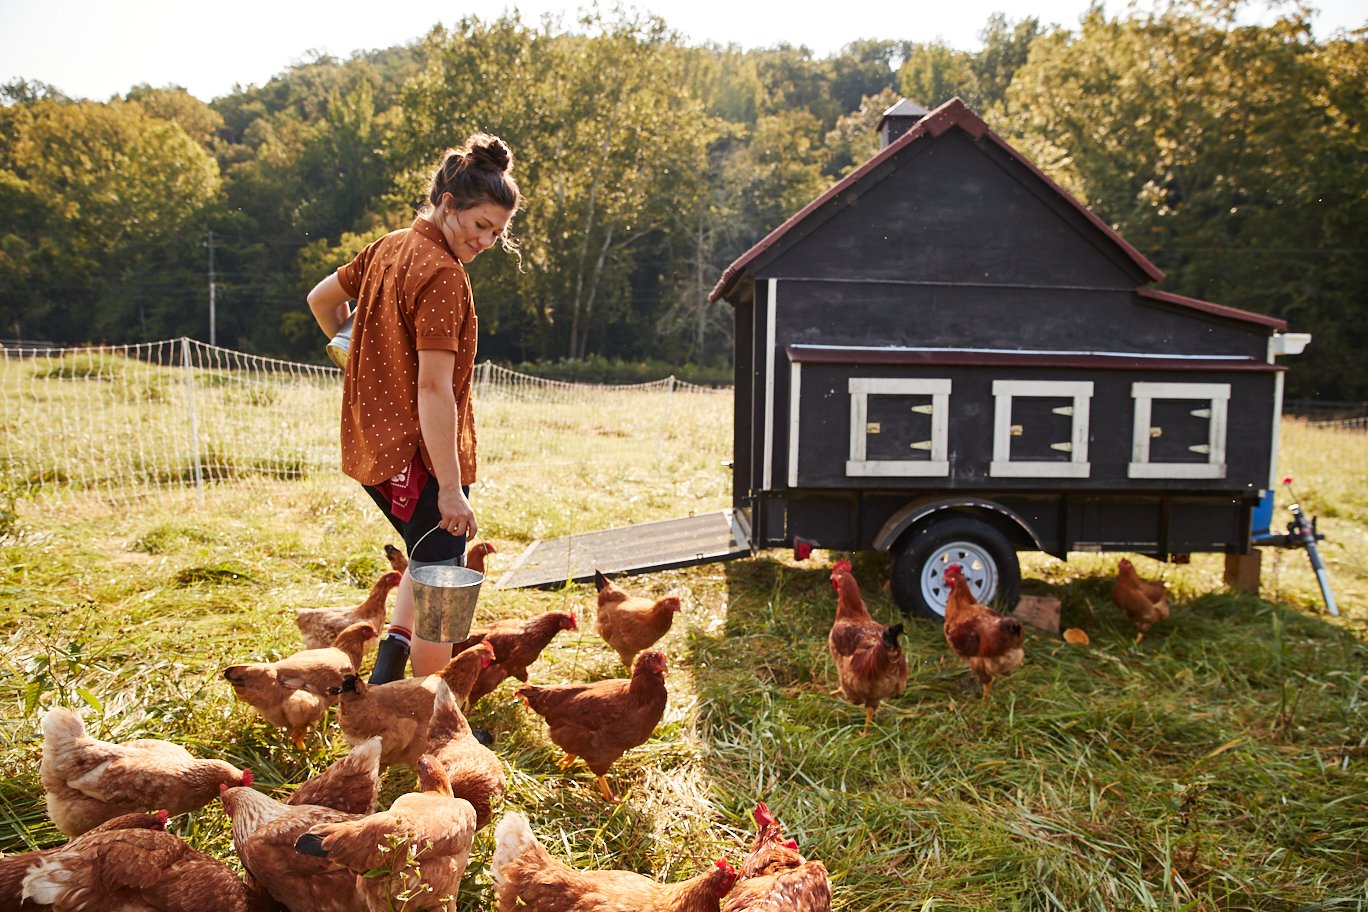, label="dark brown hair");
[426,133,522,259]
[427,133,521,213]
